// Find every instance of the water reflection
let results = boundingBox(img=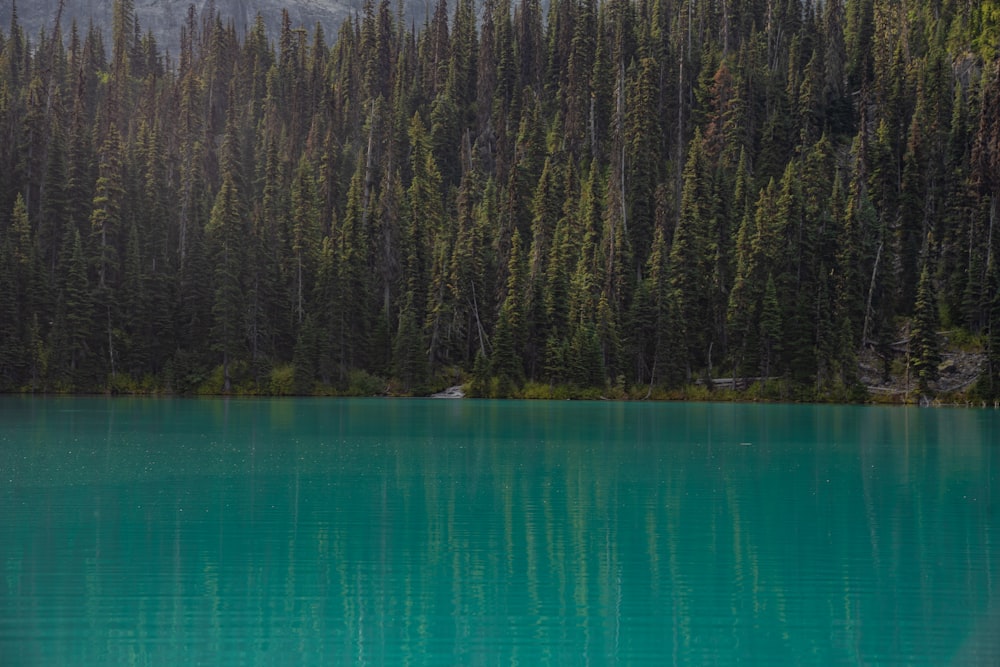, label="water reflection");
[0,398,997,665]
